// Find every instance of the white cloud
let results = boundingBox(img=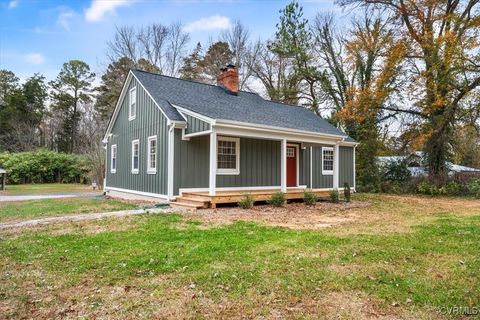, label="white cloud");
[24,53,45,65]
[57,9,75,31]
[85,0,133,22]
[183,15,232,32]
[8,0,18,9]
